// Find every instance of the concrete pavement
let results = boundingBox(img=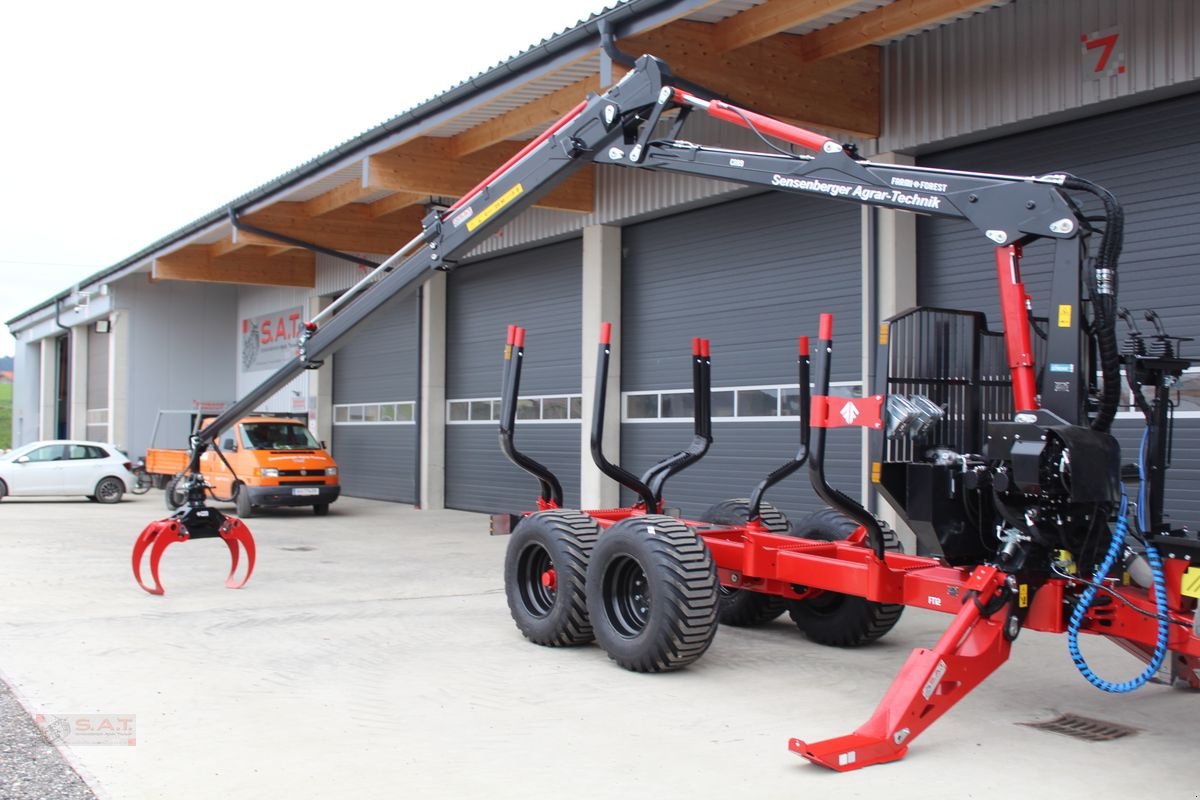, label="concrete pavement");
[0,493,1197,799]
